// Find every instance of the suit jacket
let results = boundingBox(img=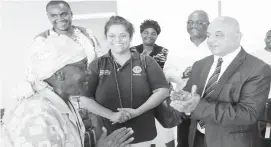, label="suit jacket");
[183,48,271,147]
